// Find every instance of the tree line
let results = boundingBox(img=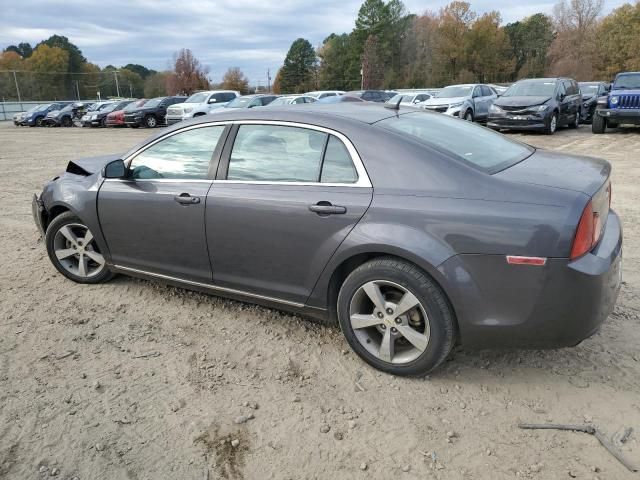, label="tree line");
[275,0,640,93]
[0,36,252,101]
